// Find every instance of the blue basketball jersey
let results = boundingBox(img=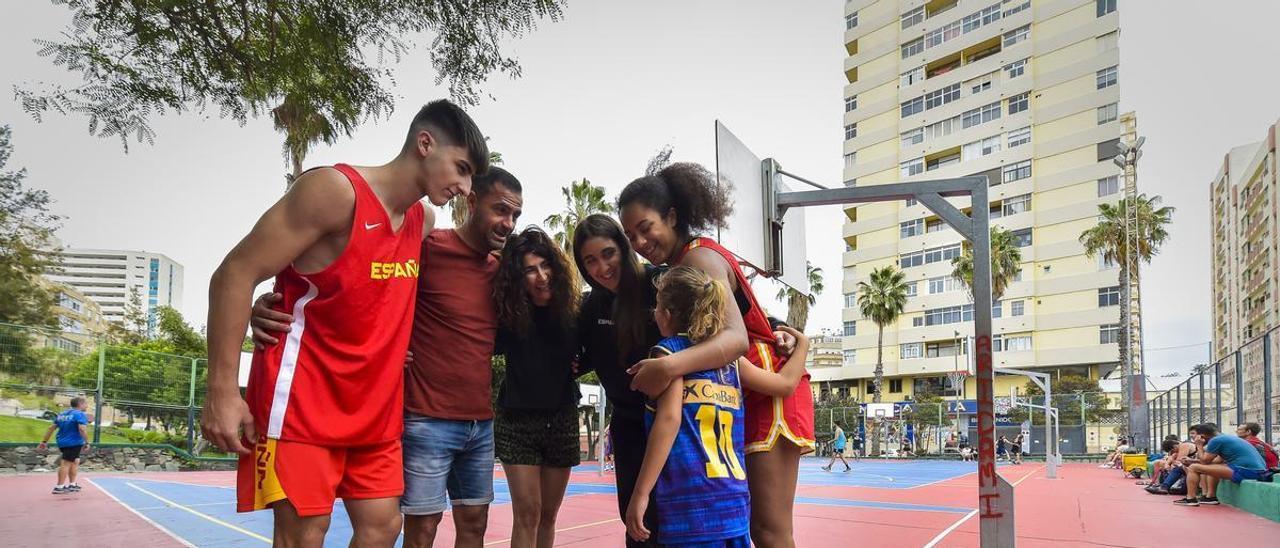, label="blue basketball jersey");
[645,335,750,544]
